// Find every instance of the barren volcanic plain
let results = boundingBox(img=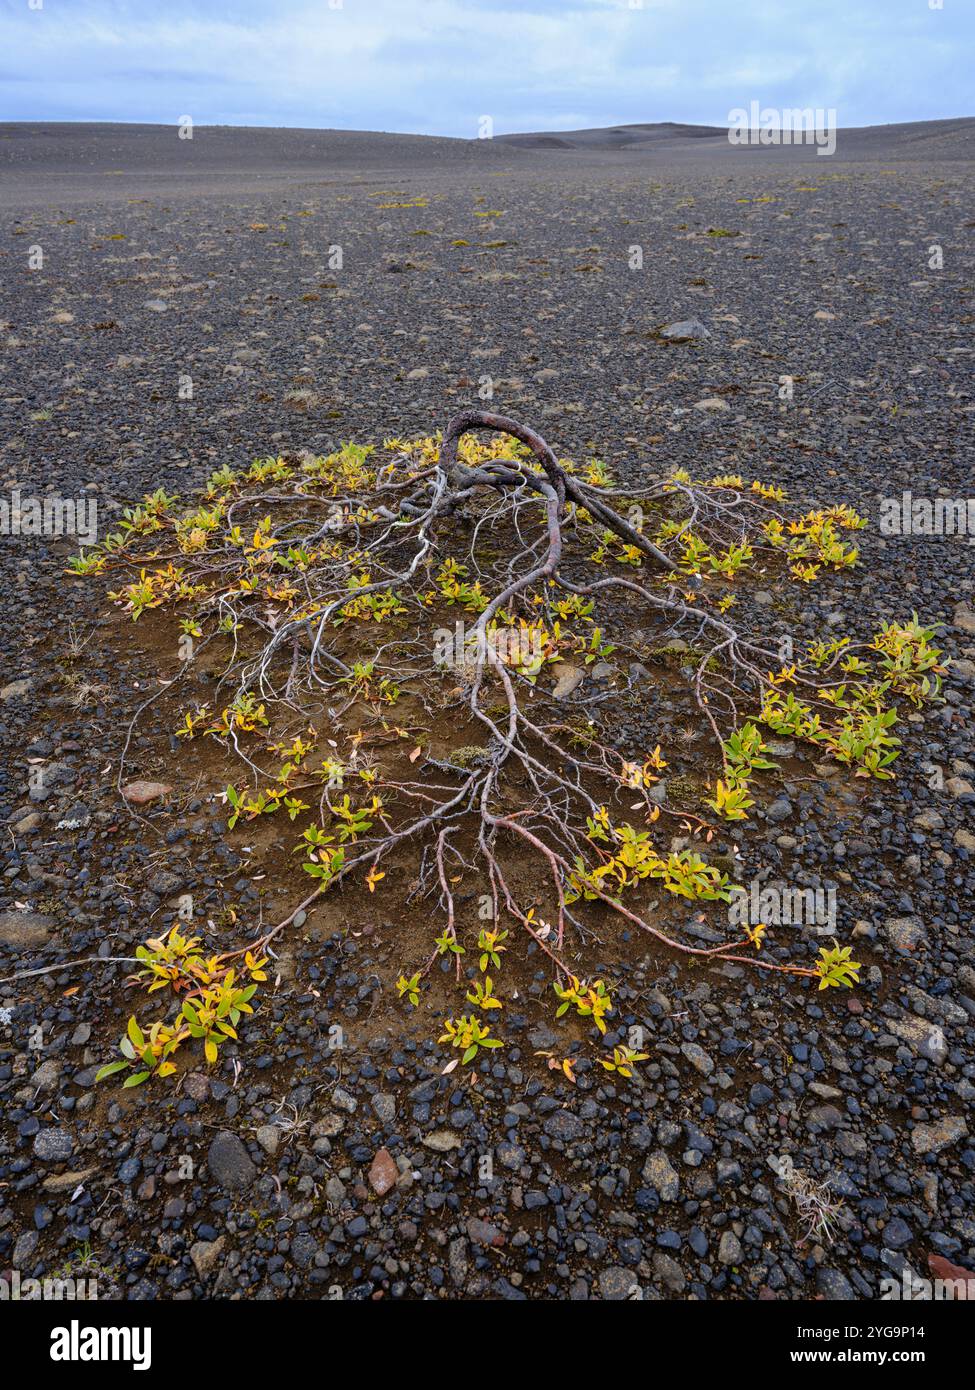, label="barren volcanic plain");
[1,118,973,1302]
